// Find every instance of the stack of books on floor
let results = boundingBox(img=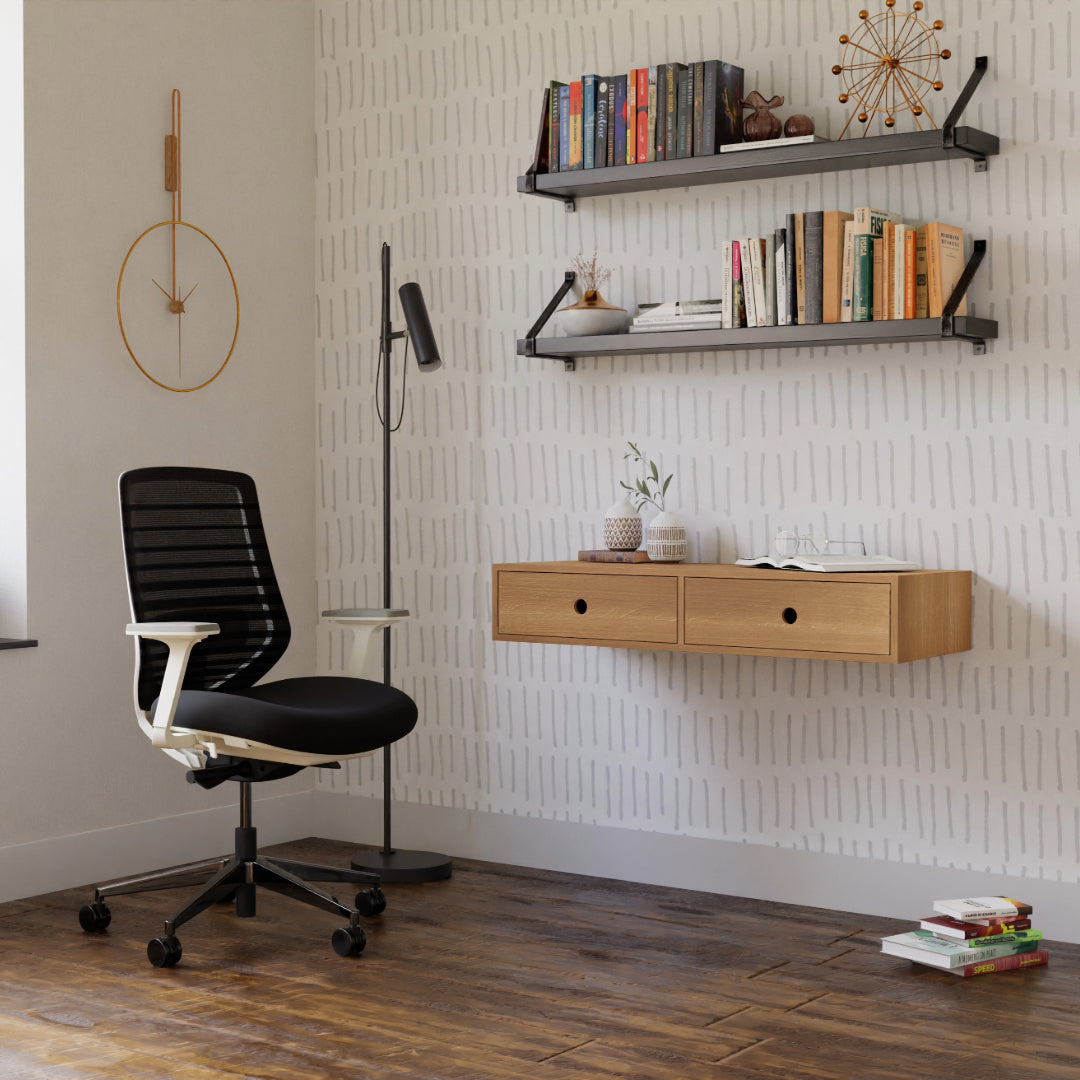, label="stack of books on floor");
[881,896,1048,977]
